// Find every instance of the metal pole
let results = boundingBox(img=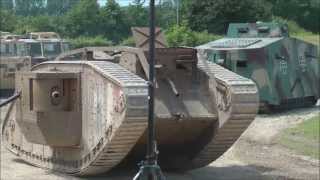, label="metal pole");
[133,1,165,179]
[176,0,179,25]
[147,0,156,165]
